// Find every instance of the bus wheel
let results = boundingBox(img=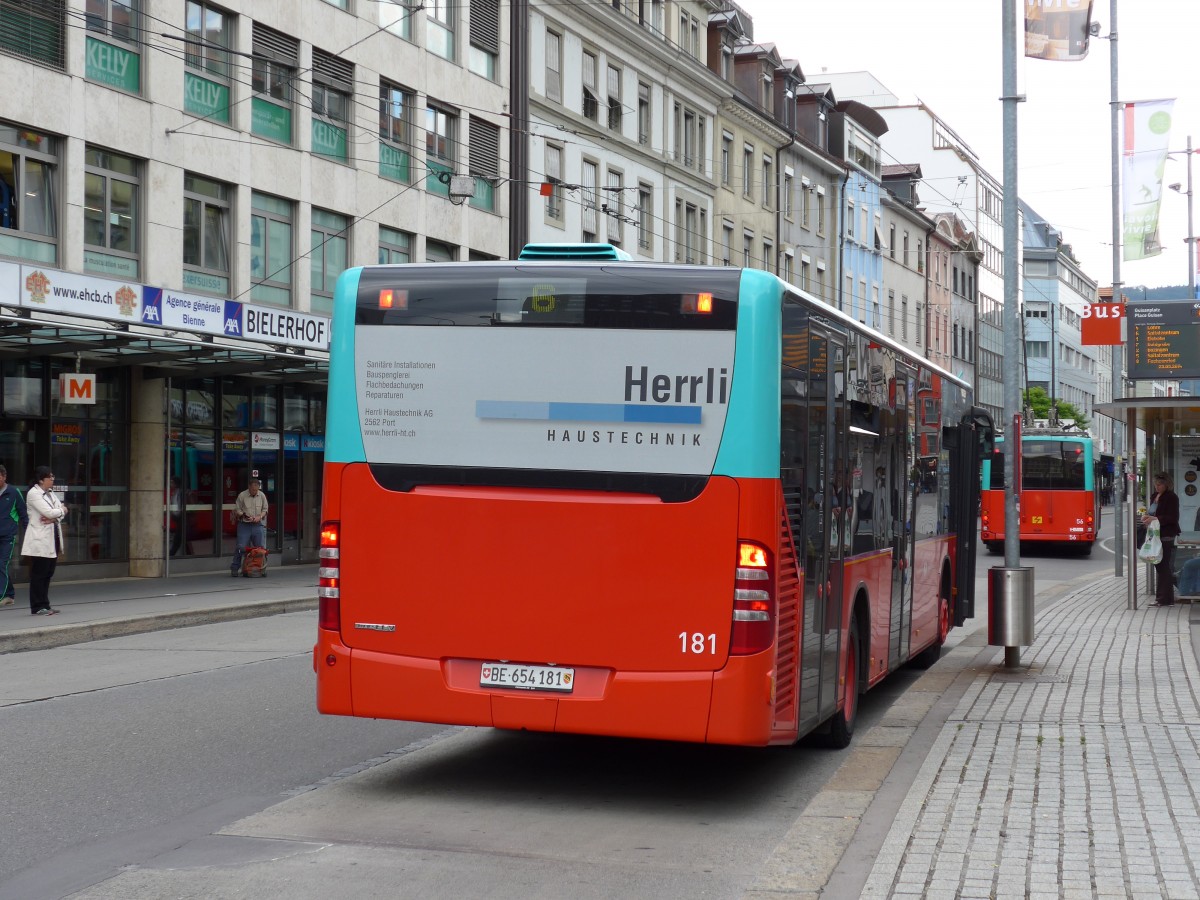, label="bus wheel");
[826,619,859,749]
[912,593,949,669]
